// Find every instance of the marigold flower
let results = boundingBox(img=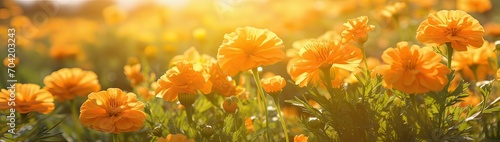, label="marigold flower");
[457,0,491,13]
[44,68,101,101]
[294,134,309,142]
[416,10,484,51]
[124,64,144,86]
[341,16,375,43]
[288,40,362,88]
[485,23,500,37]
[3,57,18,67]
[452,41,496,82]
[170,47,216,67]
[497,69,500,81]
[208,62,244,97]
[373,42,450,94]
[0,83,55,114]
[155,61,212,101]
[380,2,406,20]
[217,26,285,76]
[261,75,286,94]
[49,44,83,60]
[157,134,195,142]
[103,5,126,25]
[222,97,238,113]
[245,117,254,132]
[79,88,146,134]
[457,90,480,107]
